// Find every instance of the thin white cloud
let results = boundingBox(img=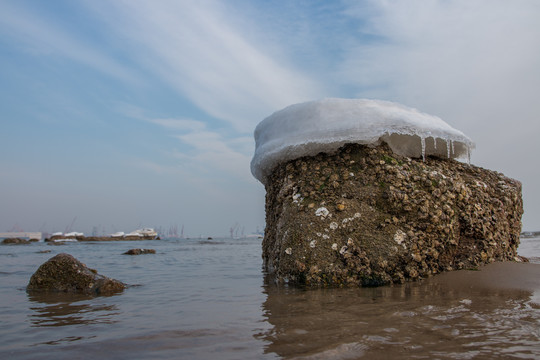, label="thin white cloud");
[0,1,137,83]
[116,102,208,133]
[150,118,207,132]
[119,103,254,181]
[339,0,540,125]
[85,0,323,131]
[174,131,253,180]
